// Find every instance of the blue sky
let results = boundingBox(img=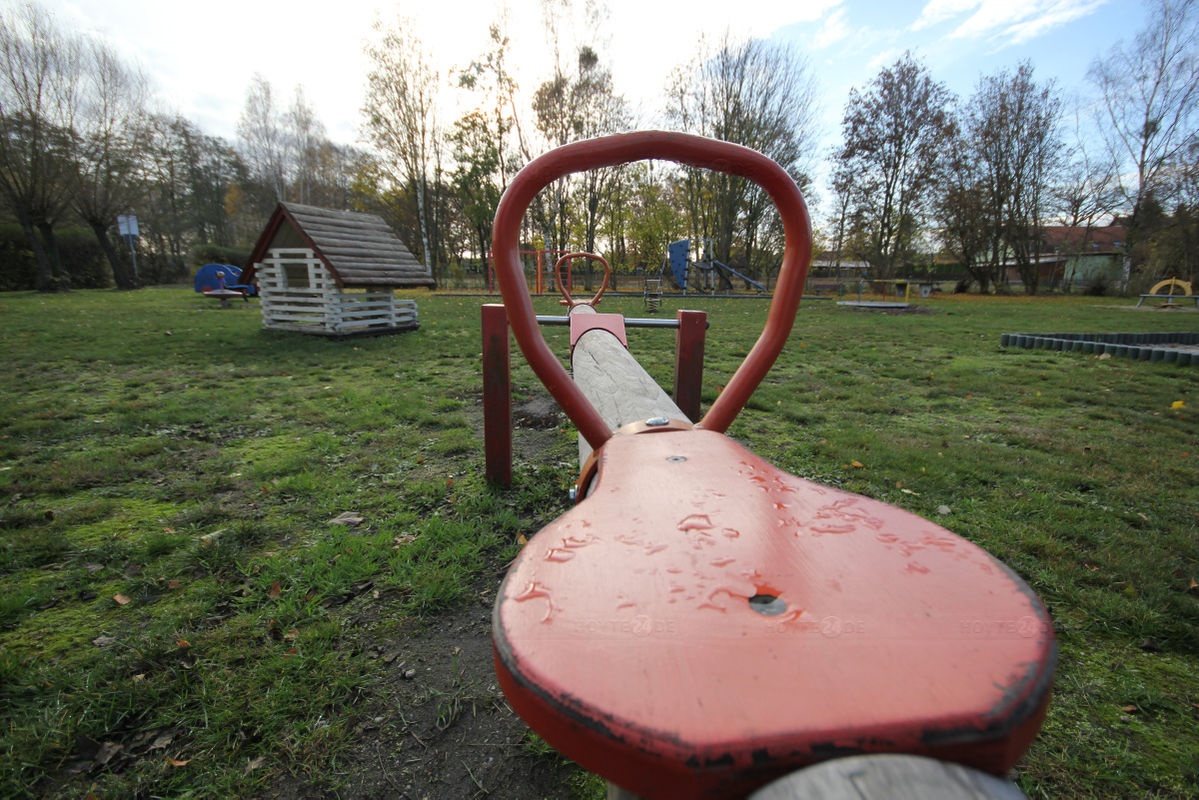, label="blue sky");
[777,0,1142,152]
[35,0,1149,210]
